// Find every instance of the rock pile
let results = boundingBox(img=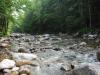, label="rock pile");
[0,59,32,75]
[0,33,99,75]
